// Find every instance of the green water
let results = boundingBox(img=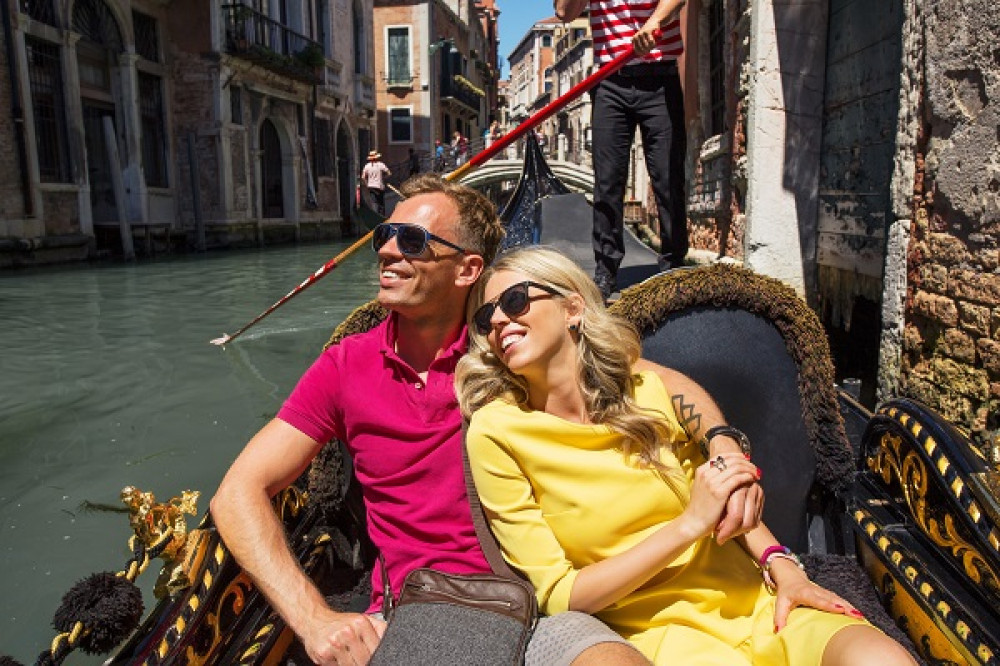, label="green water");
[0,242,379,664]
